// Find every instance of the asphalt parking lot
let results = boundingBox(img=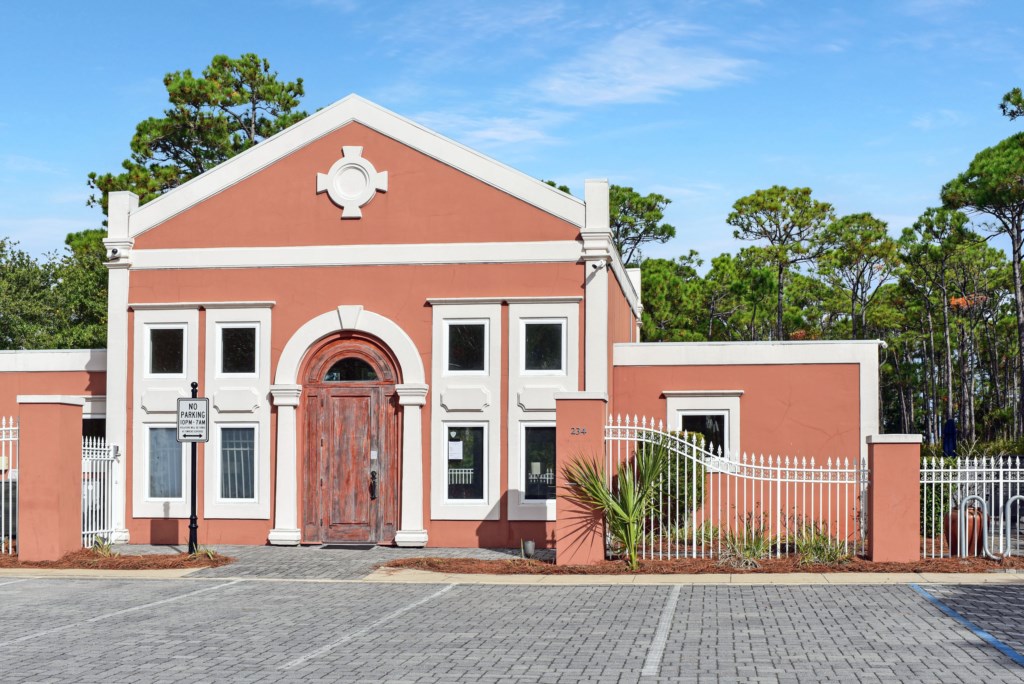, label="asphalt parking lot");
[2,570,1023,683]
